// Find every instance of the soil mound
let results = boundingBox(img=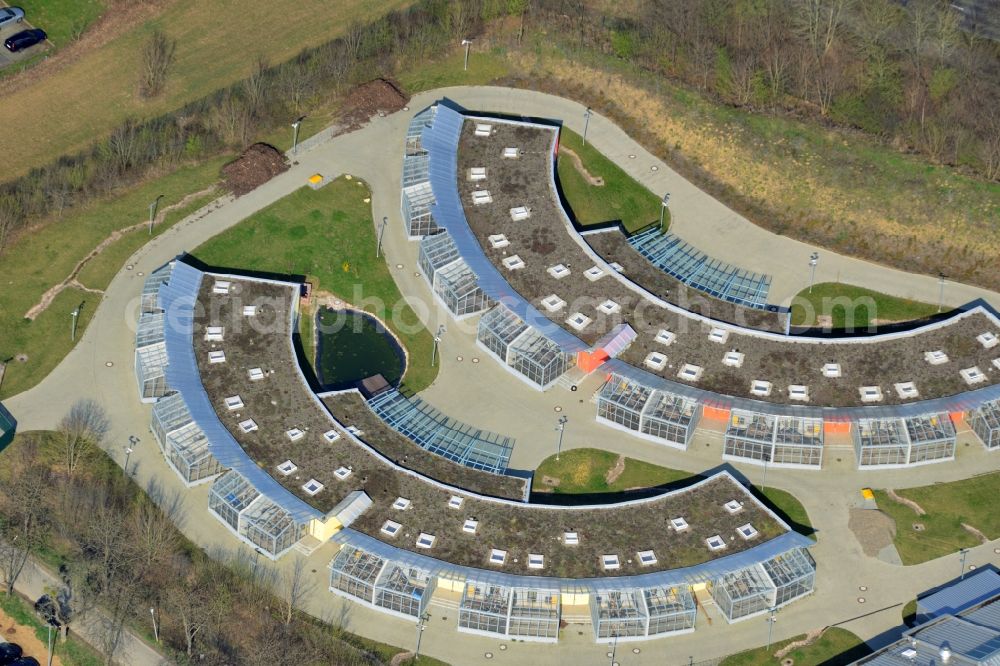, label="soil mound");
[221,143,289,196]
[341,78,410,127]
